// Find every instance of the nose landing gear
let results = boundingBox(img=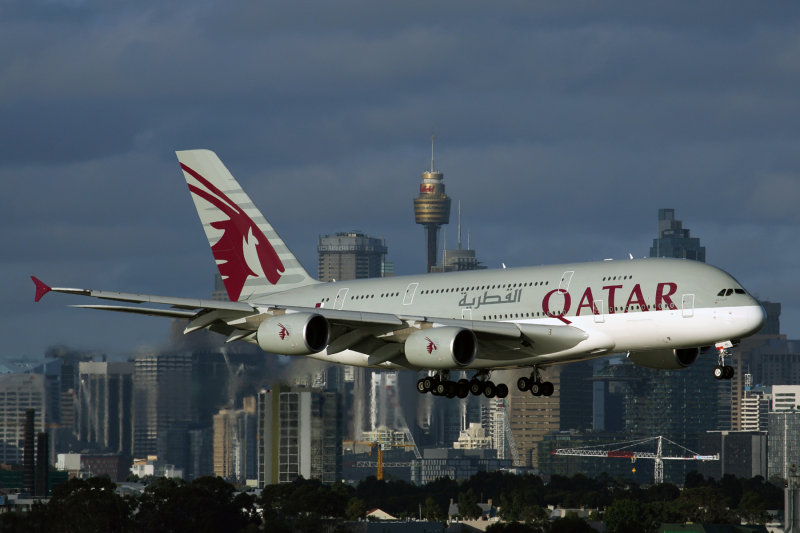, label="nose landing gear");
[713,342,735,380]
